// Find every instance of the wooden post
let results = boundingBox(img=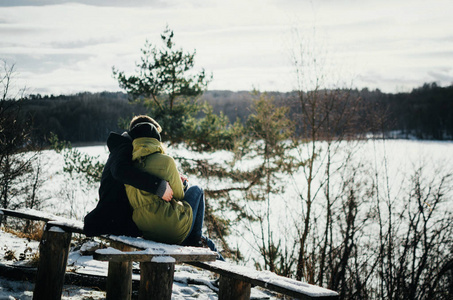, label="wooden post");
[33,225,72,300]
[218,275,251,300]
[106,241,134,300]
[0,210,3,228]
[139,258,175,300]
